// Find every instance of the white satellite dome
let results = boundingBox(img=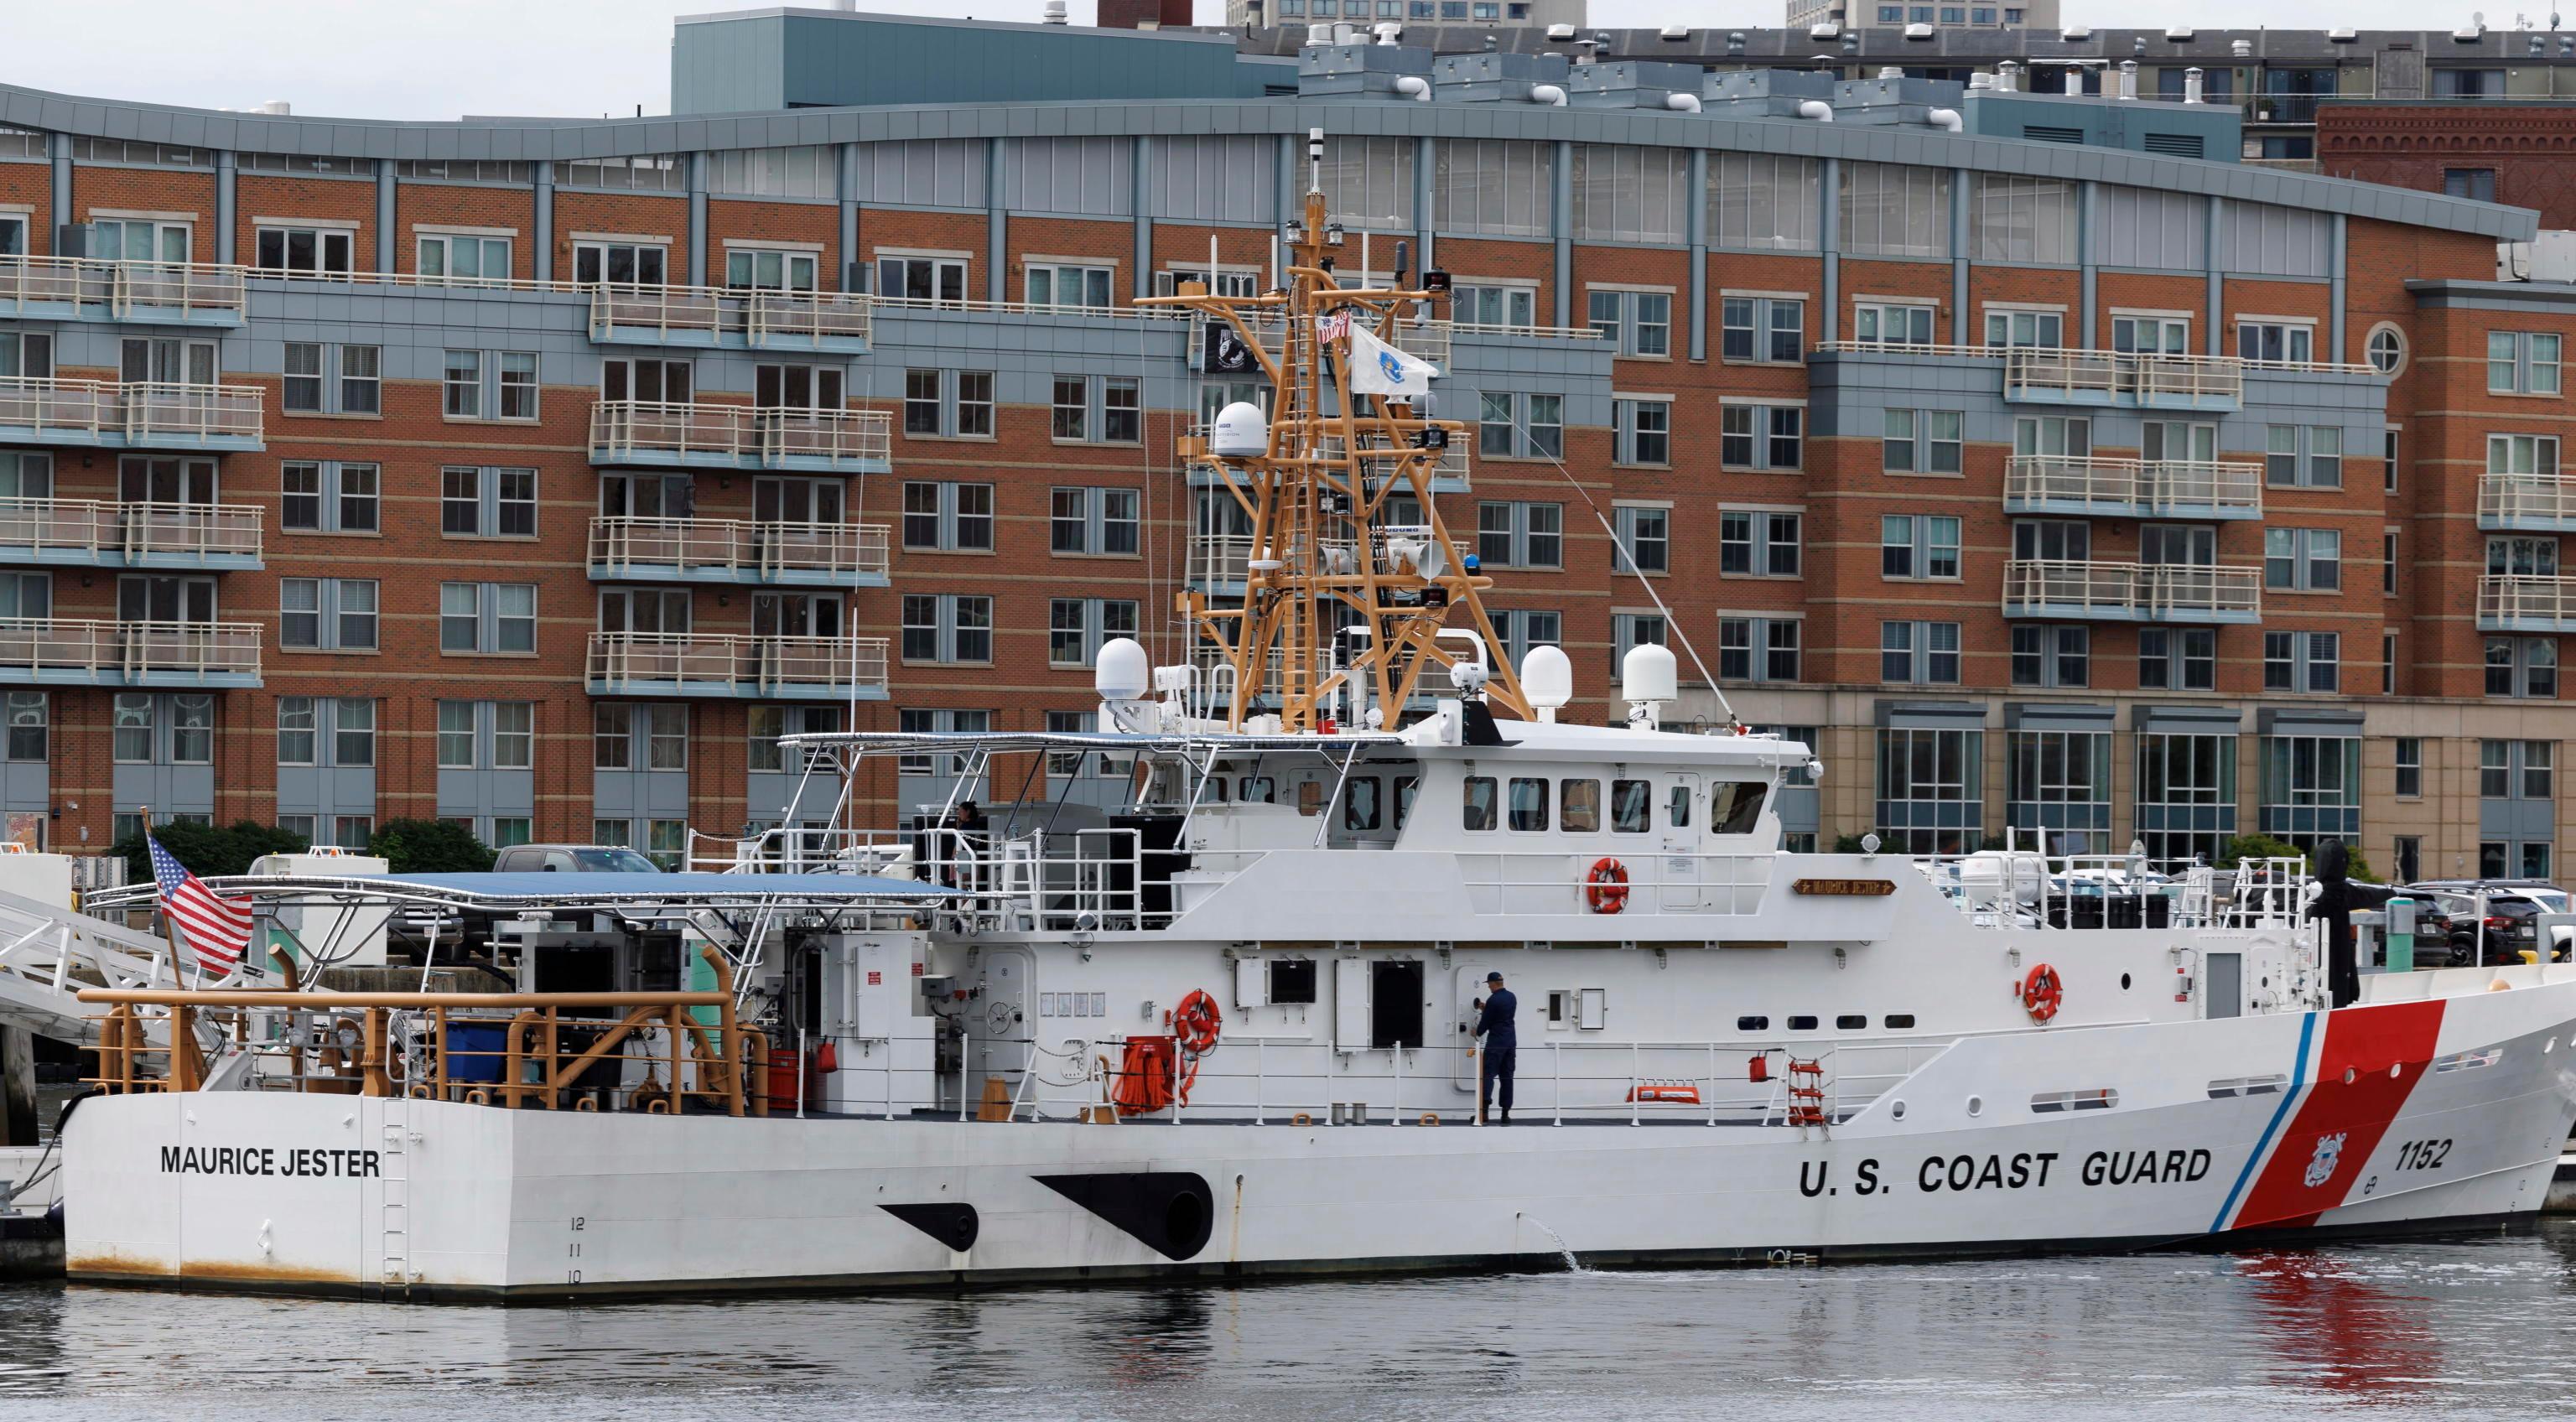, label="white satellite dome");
[1209,402,1270,459]
[1093,637,1151,702]
[1621,642,1679,704]
[1520,645,1573,722]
